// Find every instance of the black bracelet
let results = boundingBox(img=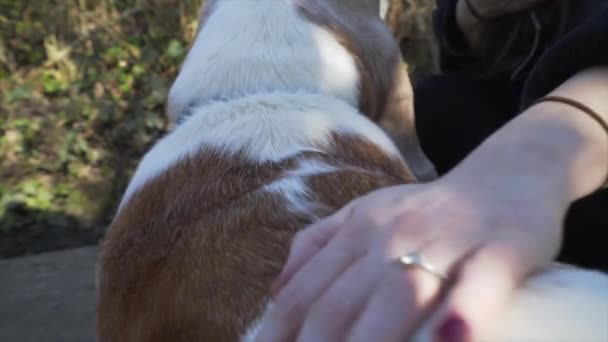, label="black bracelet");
[465,0,493,22]
[533,96,608,186]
